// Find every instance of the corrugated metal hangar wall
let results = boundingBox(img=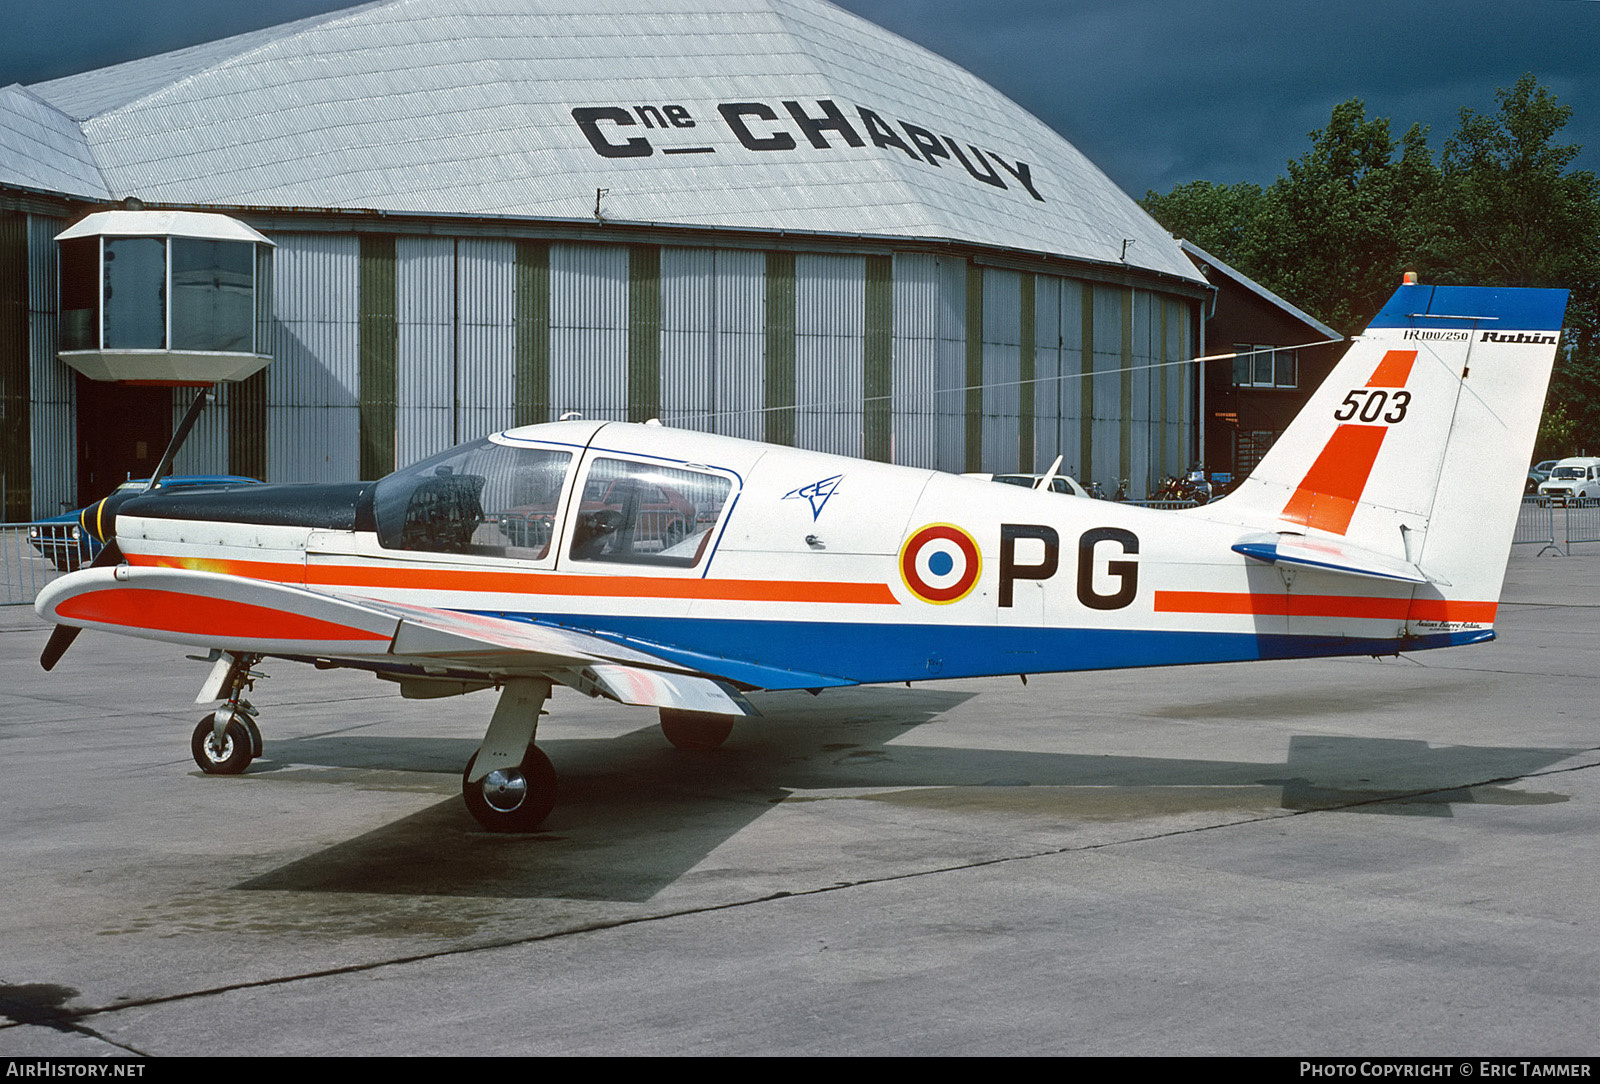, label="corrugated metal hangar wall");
[6,215,1195,514]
